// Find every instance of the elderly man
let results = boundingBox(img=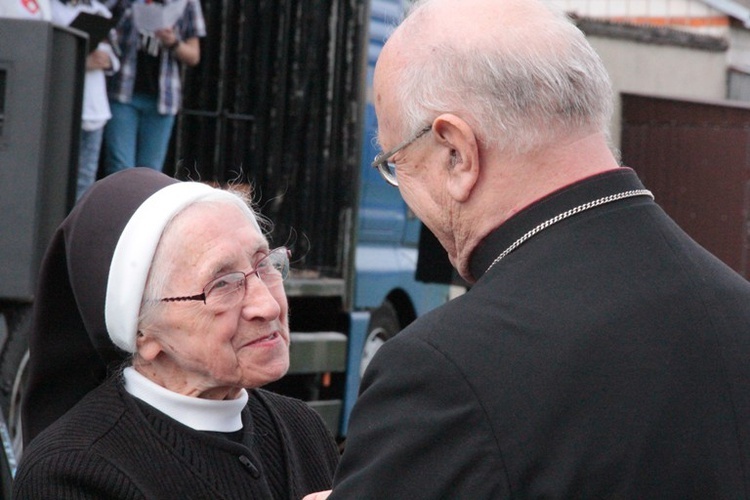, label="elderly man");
[307,0,750,498]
